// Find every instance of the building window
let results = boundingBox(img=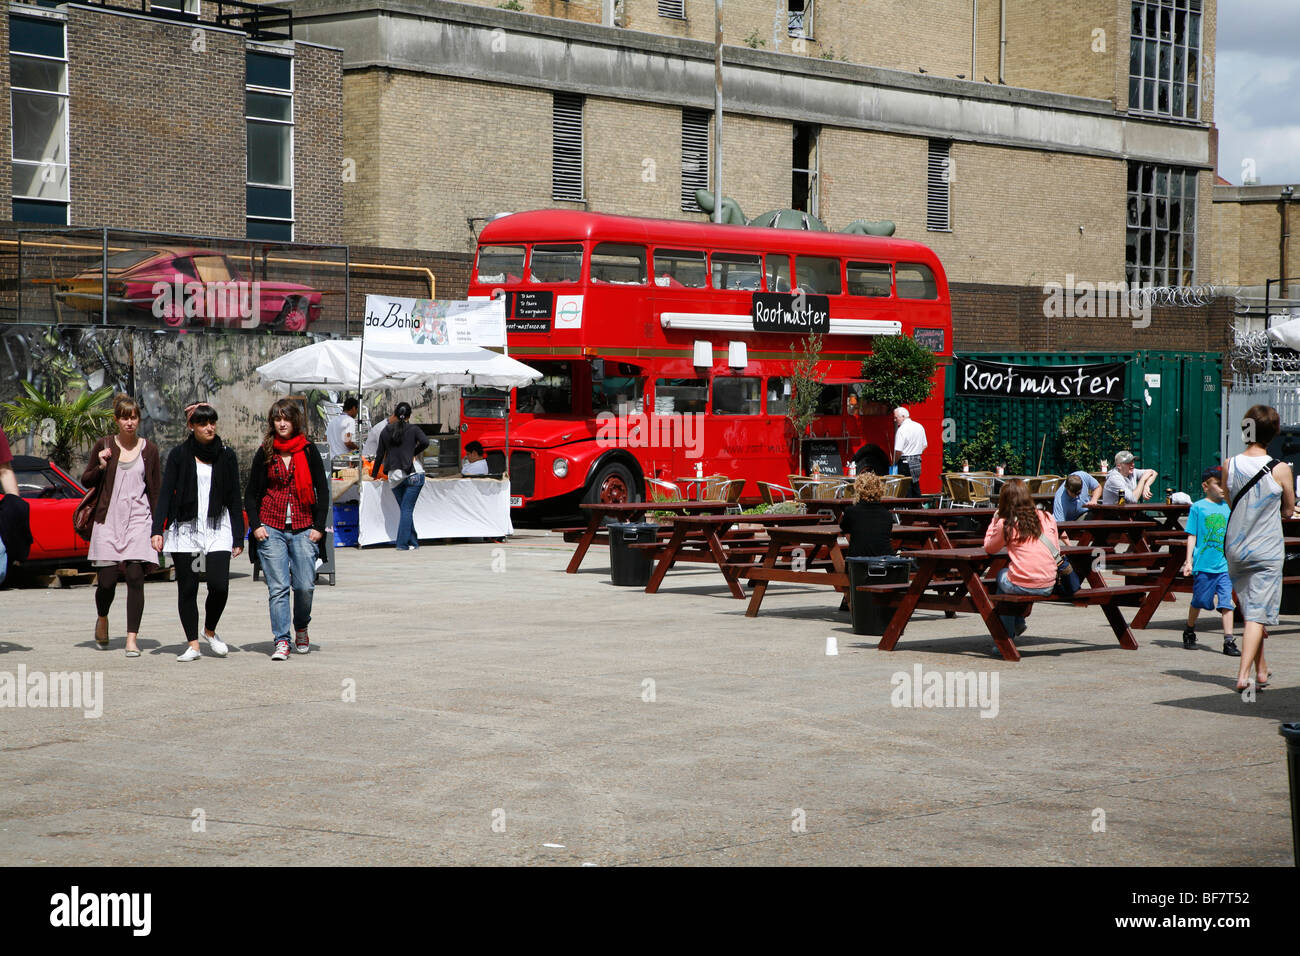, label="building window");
[681,109,710,212]
[151,0,202,15]
[657,0,685,18]
[792,123,818,217]
[1129,0,1201,119]
[552,92,584,202]
[10,15,69,225]
[788,0,812,38]
[926,140,950,232]
[246,50,293,241]
[1127,163,1196,287]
